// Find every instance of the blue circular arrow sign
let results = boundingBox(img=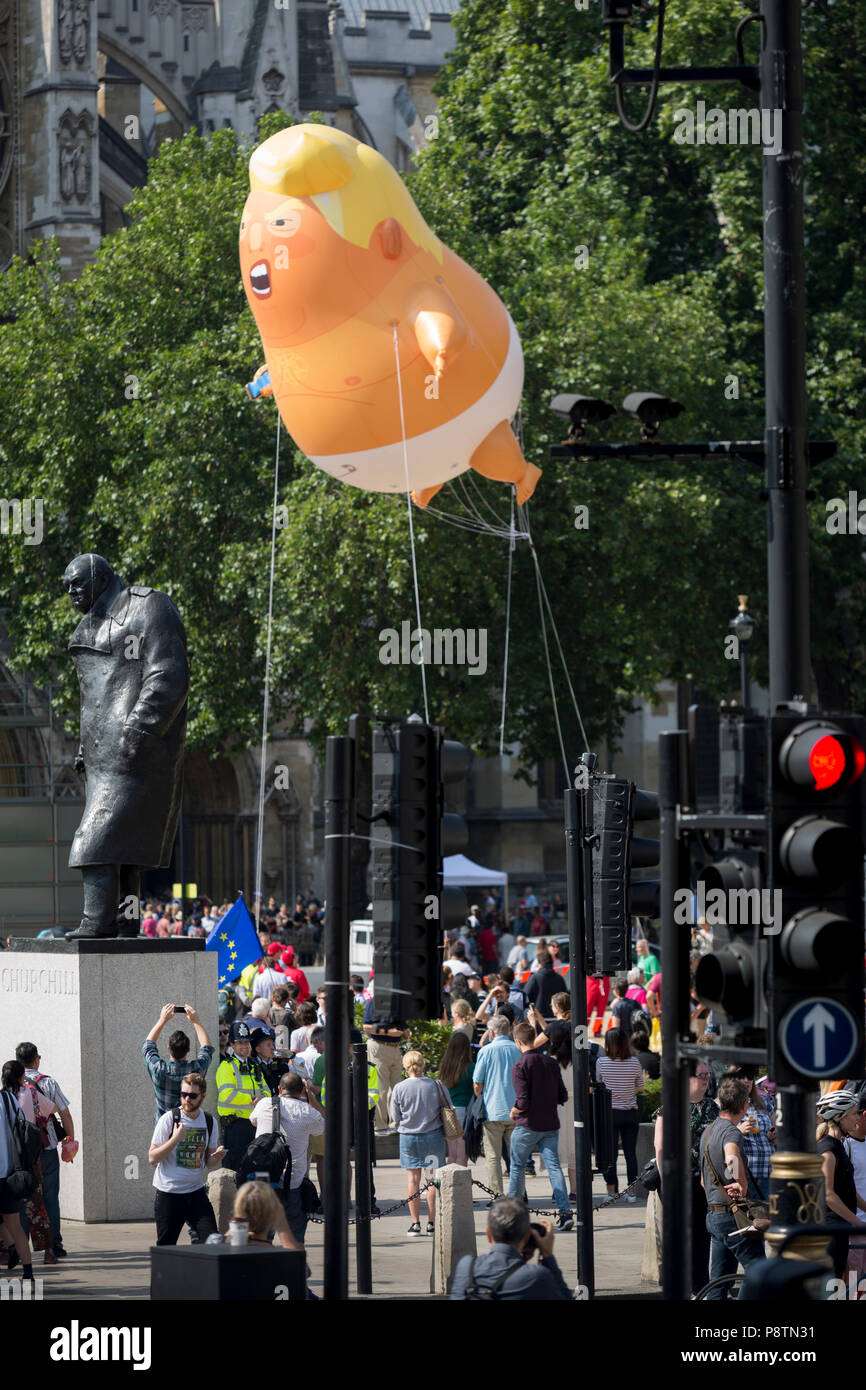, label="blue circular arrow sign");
[779,997,860,1078]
